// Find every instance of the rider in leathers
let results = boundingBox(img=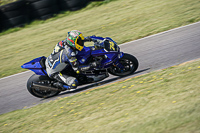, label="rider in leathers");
[45,30,96,90]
